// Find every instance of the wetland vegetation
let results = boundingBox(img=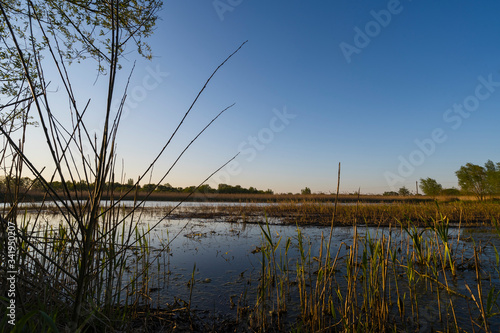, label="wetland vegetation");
[1,1,500,332]
[3,178,500,333]
[2,198,500,332]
